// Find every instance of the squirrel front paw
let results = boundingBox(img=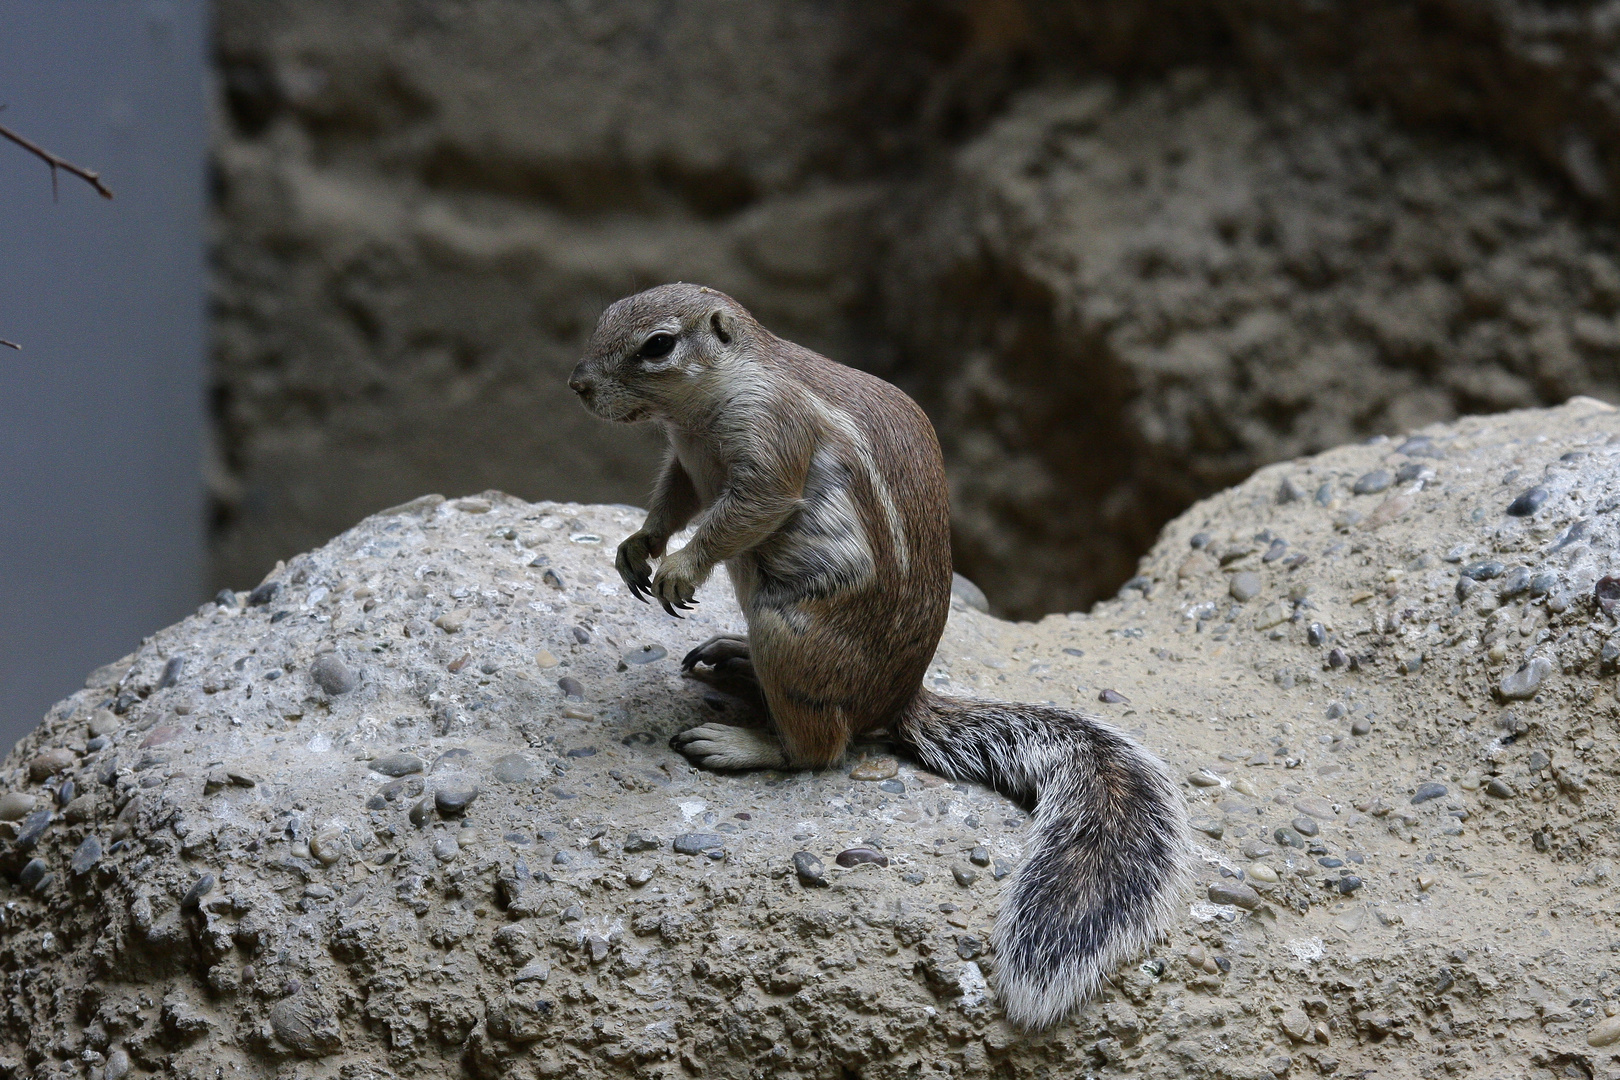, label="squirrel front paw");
[652,547,709,617]
[615,530,665,602]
